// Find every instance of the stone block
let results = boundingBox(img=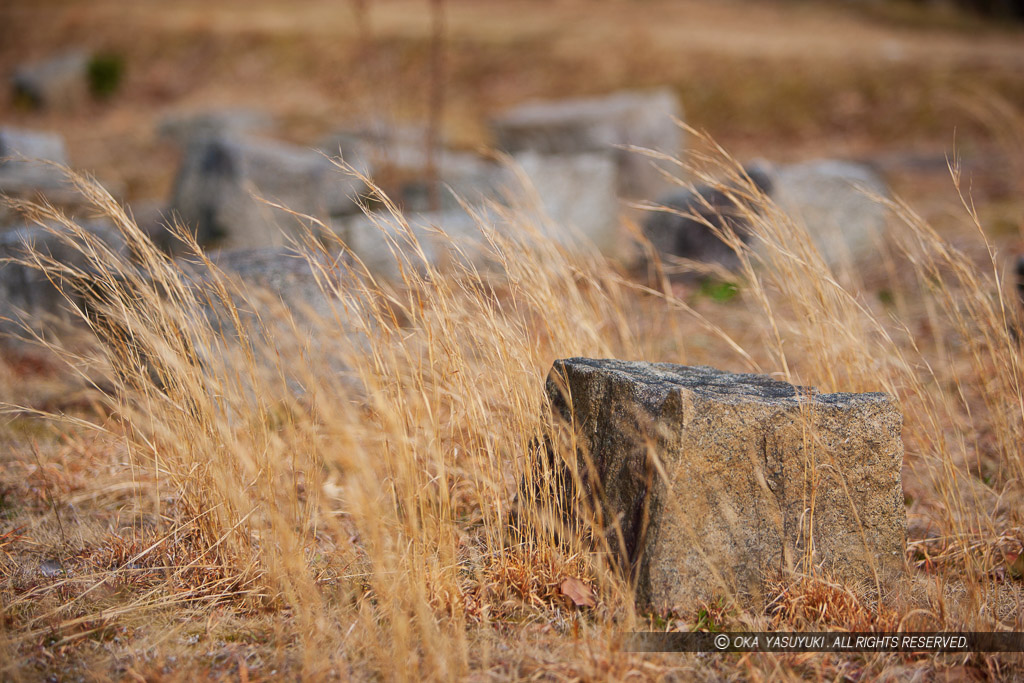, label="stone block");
[641,166,773,274]
[492,89,682,200]
[321,124,495,213]
[767,159,889,266]
[167,135,367,251]
[0,220,127,337]
[340,148,622,279]
[337,210,484,281]
[11,50,89,109]
[157,108,275,149]
[544,358,906,611]
[177,247,368,395]
[0,127,70,196]
[506,151,620,255]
